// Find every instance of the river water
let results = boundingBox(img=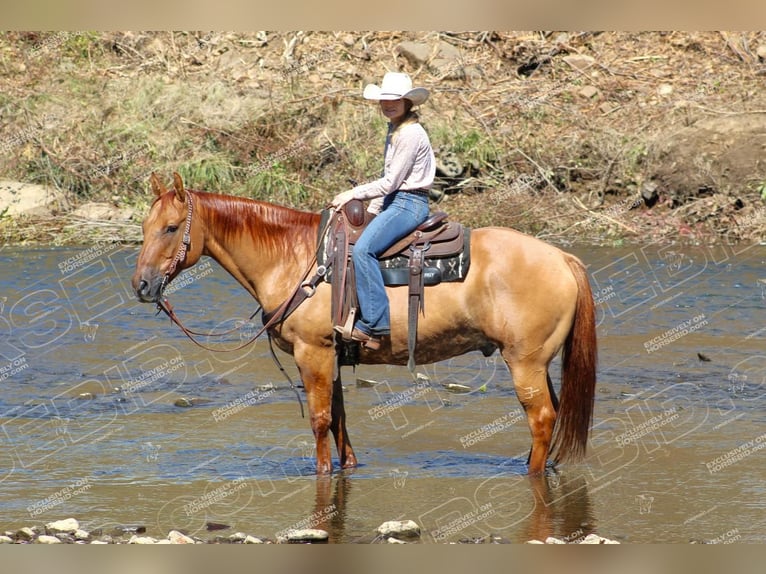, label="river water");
[0,241,763,543]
